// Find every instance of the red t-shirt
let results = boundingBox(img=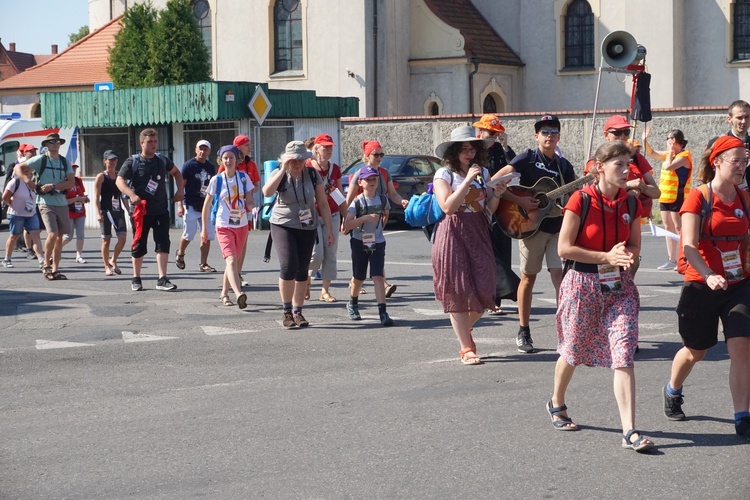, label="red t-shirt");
[66,177,87,219]
[306,159,342,214]
[679,187,750,283]
[584,153,653,217]
[219,157,260,185]
[563,184,640,251]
